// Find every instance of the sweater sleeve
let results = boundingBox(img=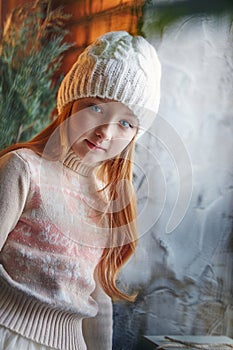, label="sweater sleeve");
[82,271,113,350]
[0,151,30,251]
